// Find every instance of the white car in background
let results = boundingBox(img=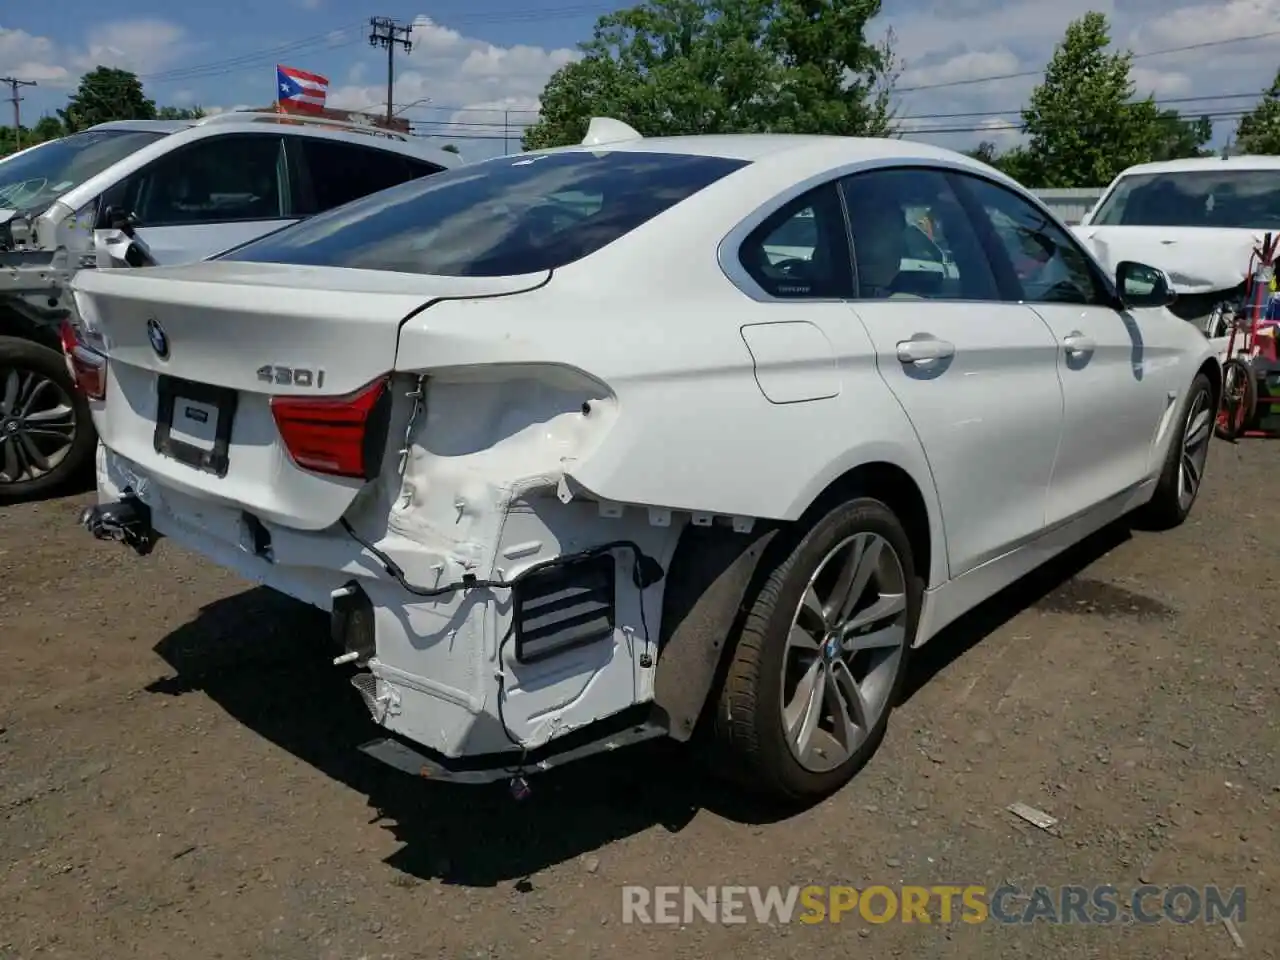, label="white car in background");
[1072,155,1280,339]
[1,113,459,501]
[74,119,1220,804]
